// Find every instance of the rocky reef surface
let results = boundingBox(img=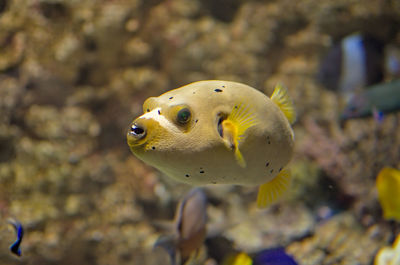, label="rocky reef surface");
[0,0,400,264]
